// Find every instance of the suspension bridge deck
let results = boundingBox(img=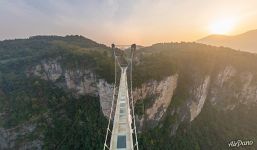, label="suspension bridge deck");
[110,67,134,150]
